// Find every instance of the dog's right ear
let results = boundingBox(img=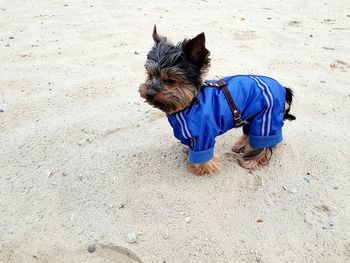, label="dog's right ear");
[152,25,167,44]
